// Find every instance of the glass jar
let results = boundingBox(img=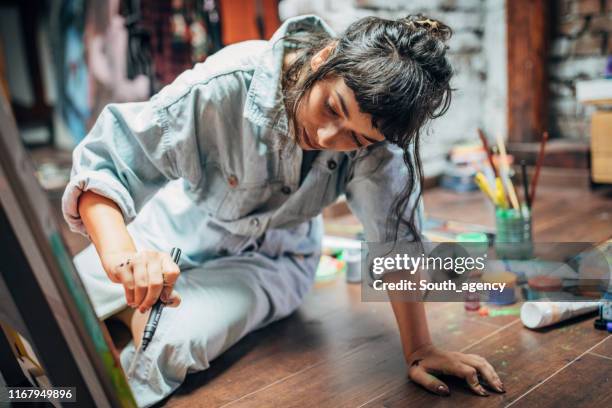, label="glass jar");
[495,206,533,260]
